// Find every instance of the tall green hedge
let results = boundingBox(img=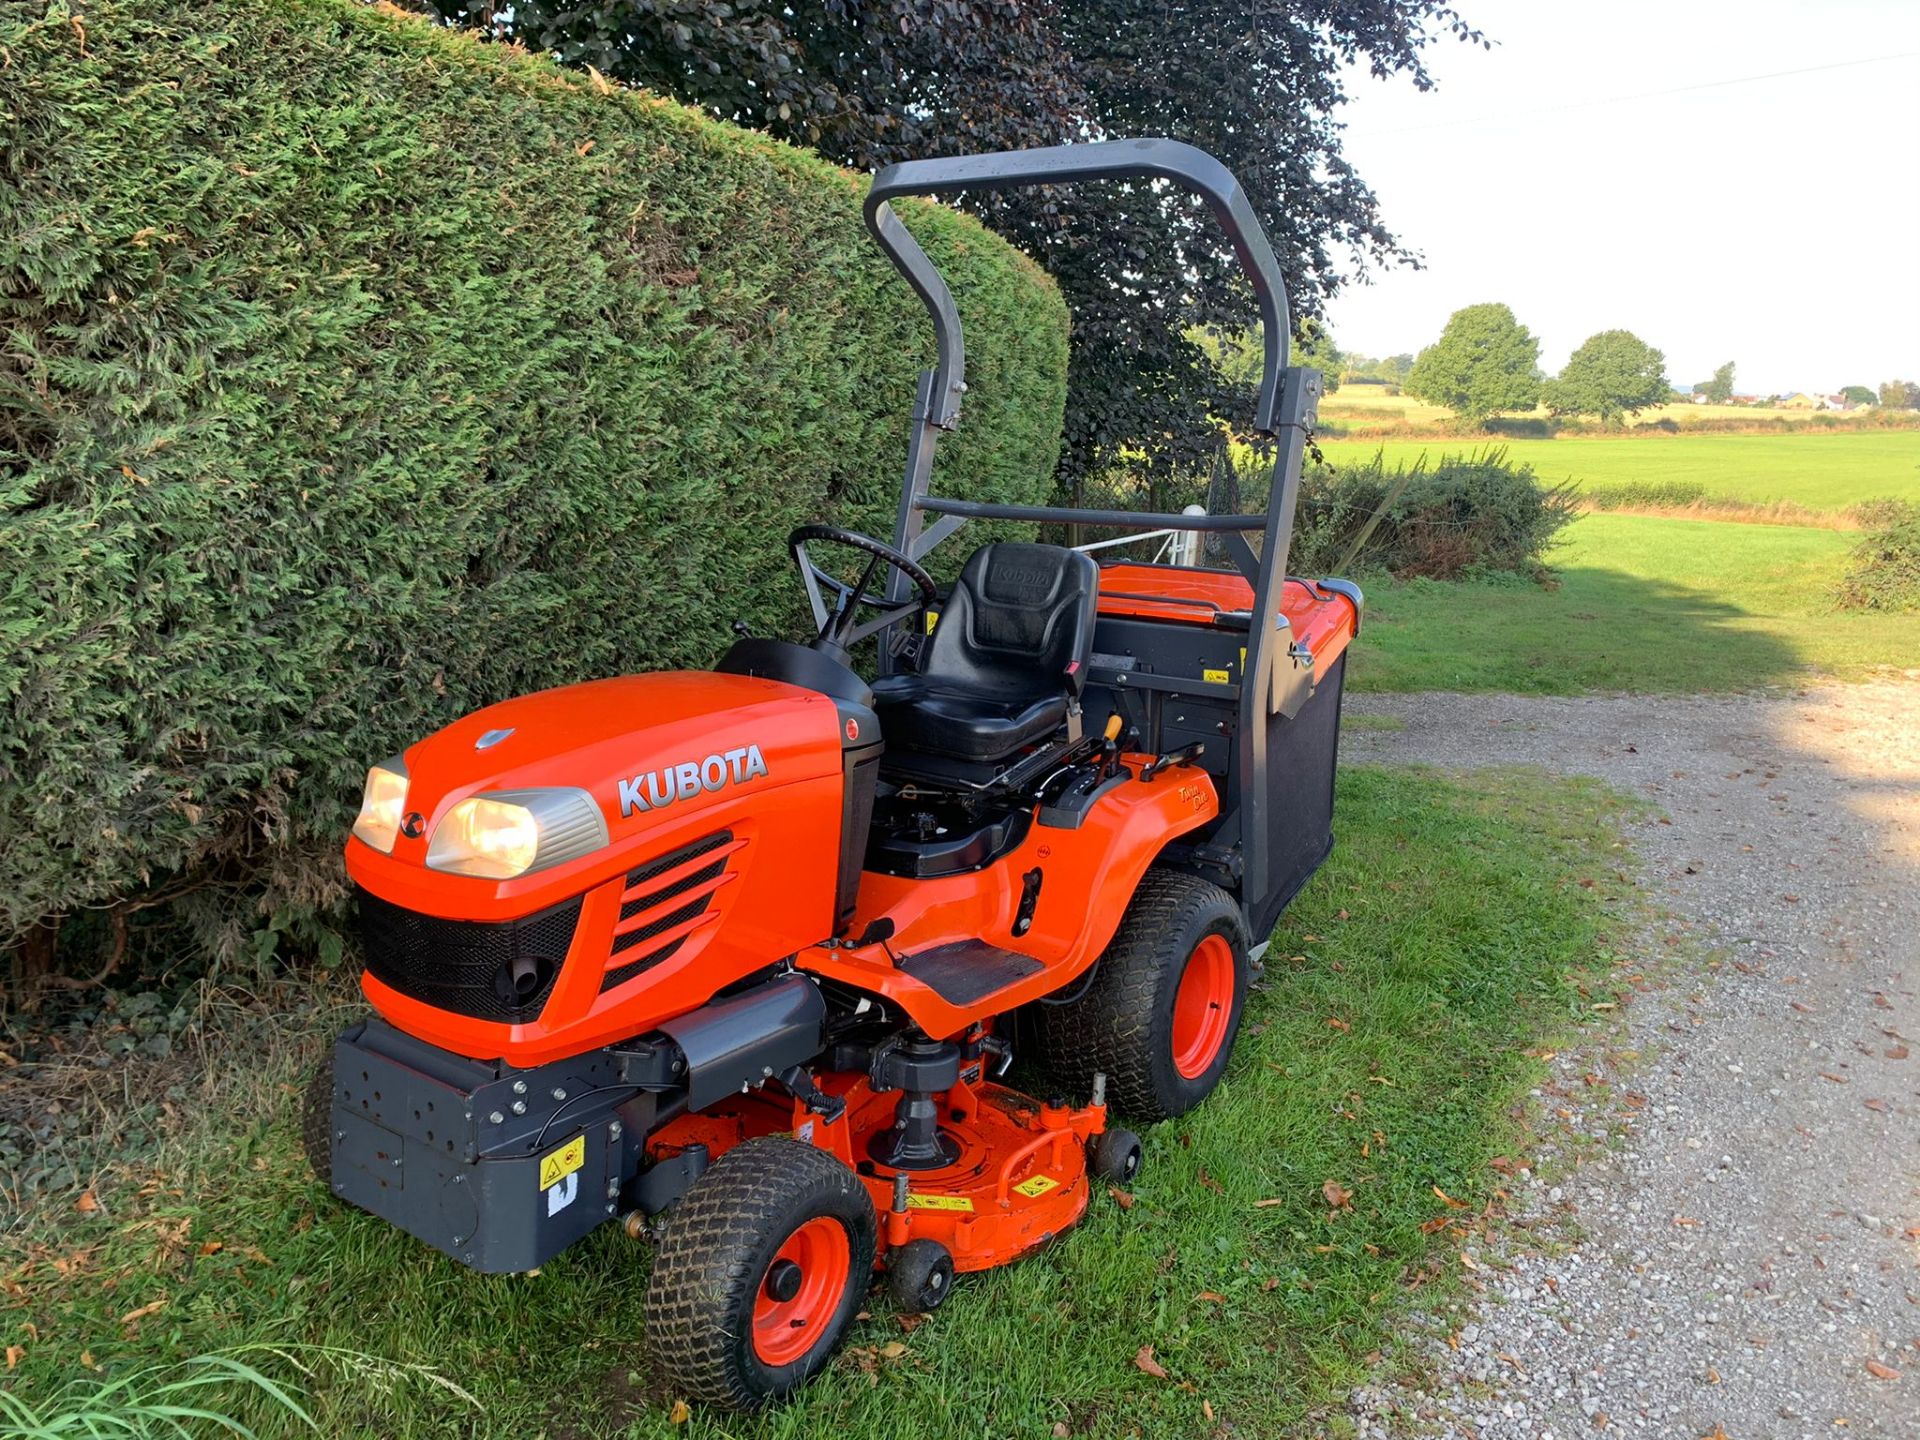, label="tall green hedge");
[0,0,1068,973]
